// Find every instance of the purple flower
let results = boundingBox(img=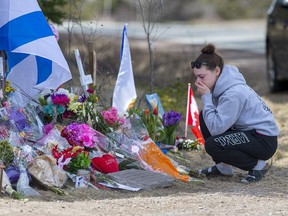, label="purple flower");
[161,110,182,145]
[43,123,54,134]
[162,110,182,126]
[78,94,87,103]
